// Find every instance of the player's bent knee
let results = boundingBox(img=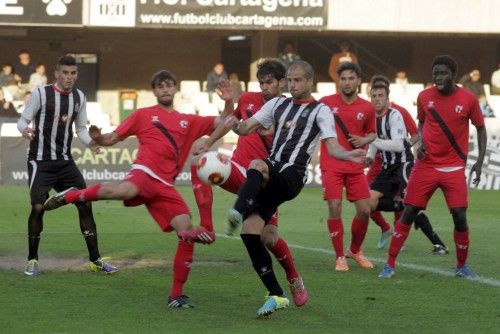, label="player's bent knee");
[248,159,267,172]
[451,208,468,231]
